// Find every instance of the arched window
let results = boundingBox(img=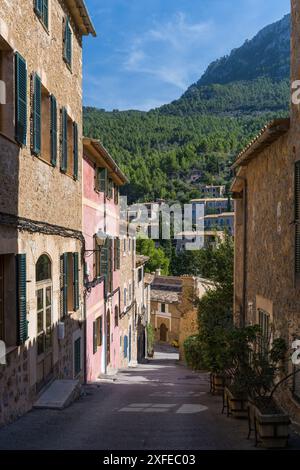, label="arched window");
[114,305,119,327]
[36,254,52,282]
[36,255,52,359]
